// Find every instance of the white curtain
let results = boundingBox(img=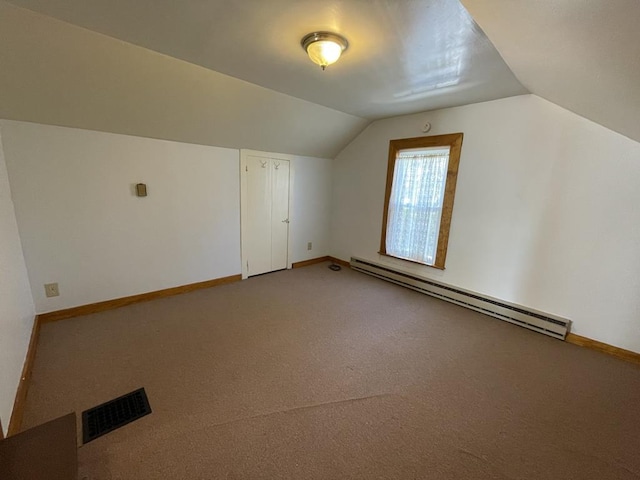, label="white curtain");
[386,150,449,265]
